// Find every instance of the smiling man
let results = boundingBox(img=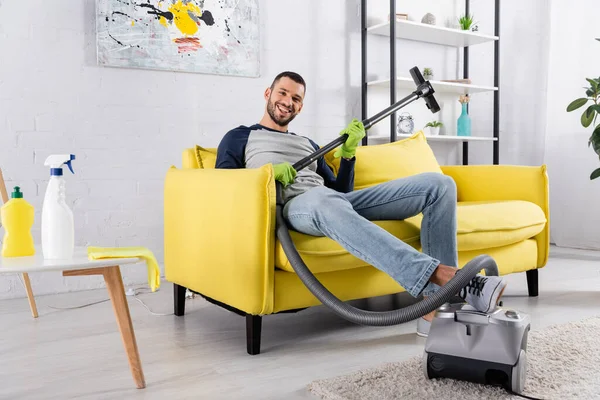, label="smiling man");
[215,71,358,203]
[215,71,507,337]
